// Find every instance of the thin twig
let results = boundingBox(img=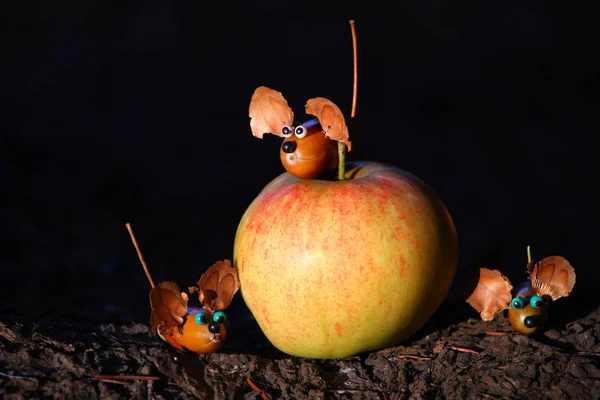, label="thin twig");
[96,375,160,382]
[485,331,508,336]
[97,378,129,385]
[338,20,359,182]
[125,222,155,288]
[448,346,480,355]
[394,354,432,361]
[0,371,38,383]
[247,377,269,400]
[349,20,358,118]
[576,351,600,357]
